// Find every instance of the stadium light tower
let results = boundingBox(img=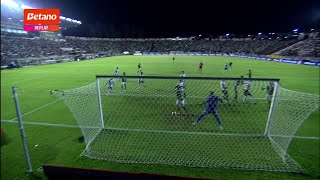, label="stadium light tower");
[1,0,19,9]
[21,4,32,9]
[258,32,262,35]
[293,28,299,32]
